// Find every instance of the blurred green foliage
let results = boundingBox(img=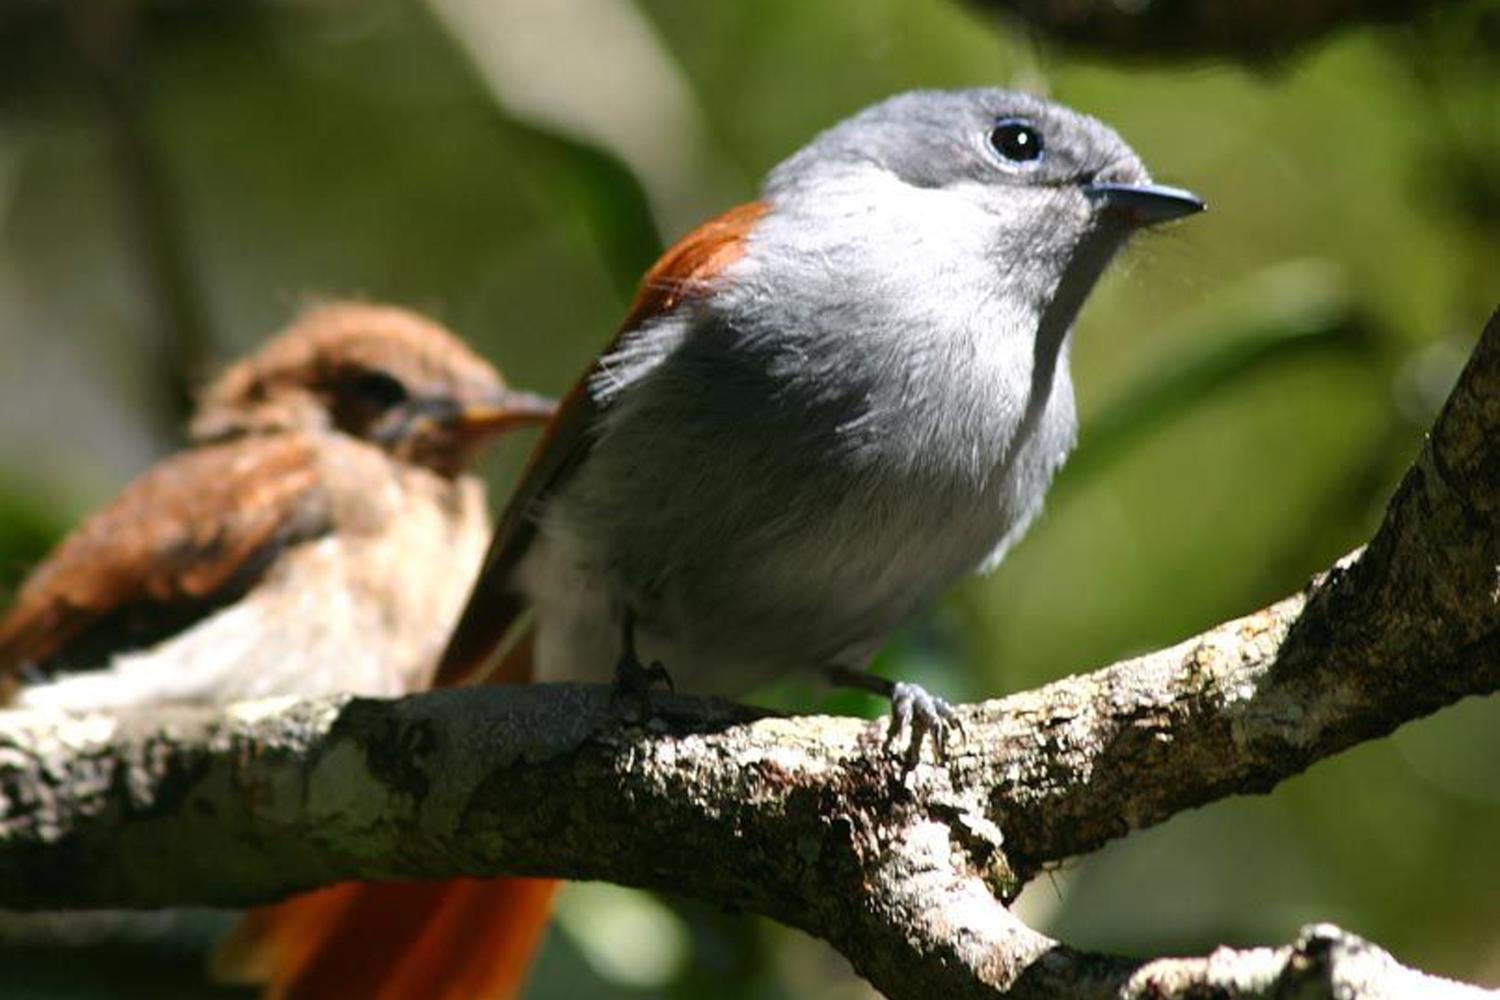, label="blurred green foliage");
[0,473,63,608]
[0,0,1494,996]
